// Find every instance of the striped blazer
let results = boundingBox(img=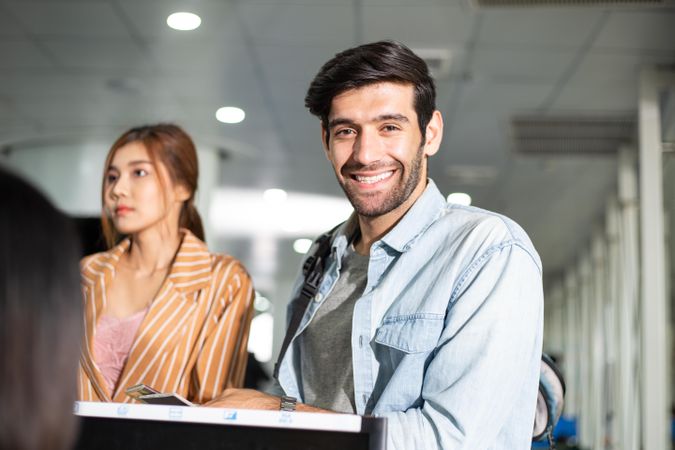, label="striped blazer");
[78,230,255,404]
